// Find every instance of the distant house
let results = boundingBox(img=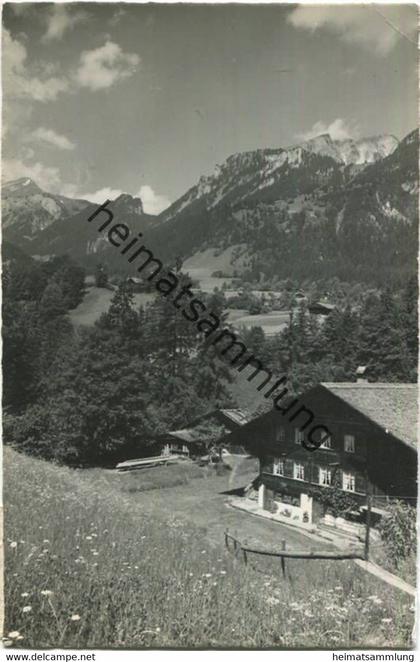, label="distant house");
[126,276,146,292]
[308,301,336,316]
[223,382,417,526]
[156,408,253,459]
